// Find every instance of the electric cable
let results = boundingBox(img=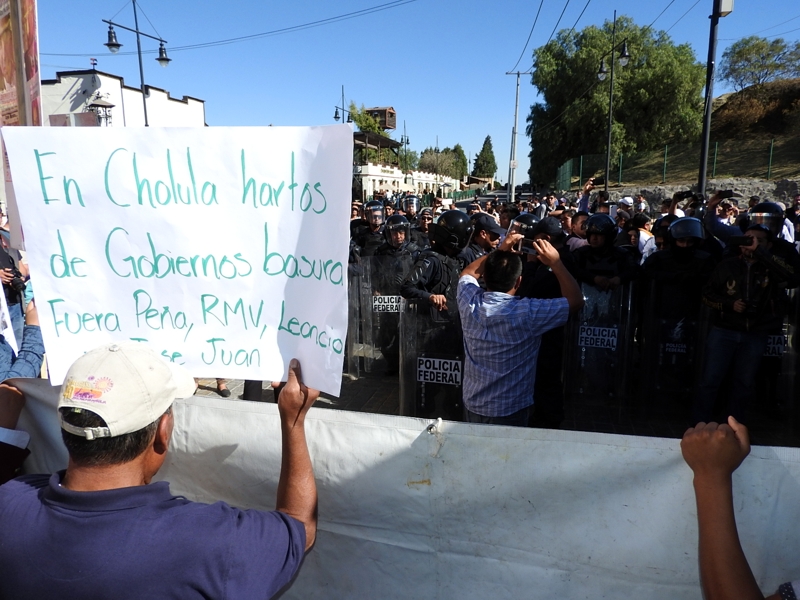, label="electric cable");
[508,0,545,73]
[44,0,419,57]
